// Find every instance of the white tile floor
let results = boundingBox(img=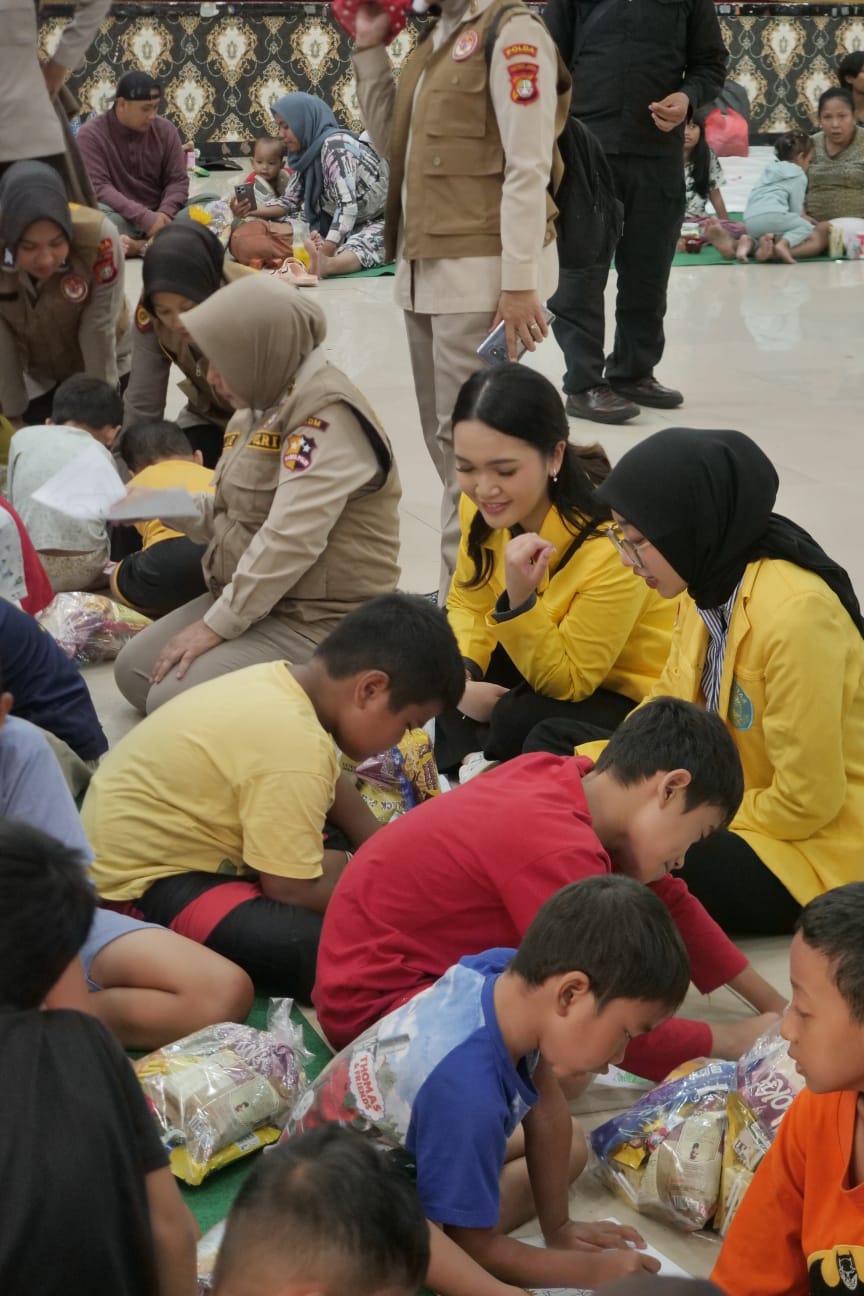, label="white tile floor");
[83,149,856,1274]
